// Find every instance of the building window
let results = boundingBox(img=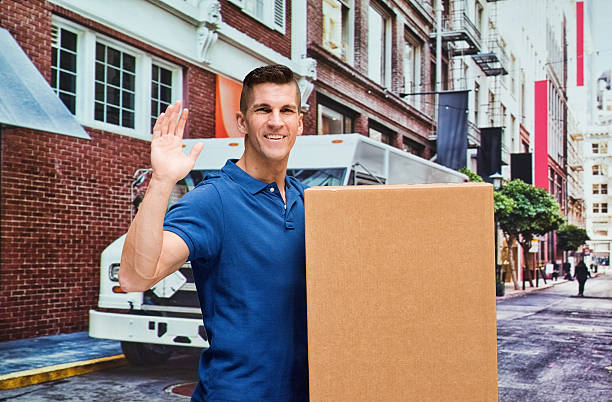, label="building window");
[322,0,352,62]
[231,0,286,33]
[367,3,390,86]
[402,136,424,156]
[94,42,136,128]
[317,104,352,134]
[593,184,608,194]
[595,230,608,237]
[592,142,608,154]
[403,30,422,107]
[51,17,182,140]
[51,25,78,114]
[488,90,495,126]
[368,120,393,145]
[593,203,608,214]
[151,64,173,131]
[592,164,607,176]
[369,127,390,144]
